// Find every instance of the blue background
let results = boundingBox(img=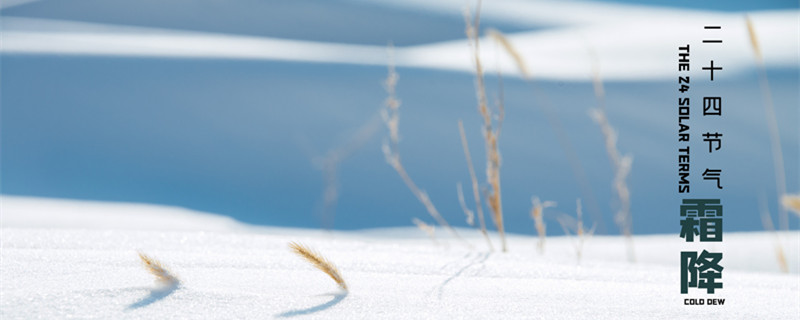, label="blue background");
[2,0,798,235]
